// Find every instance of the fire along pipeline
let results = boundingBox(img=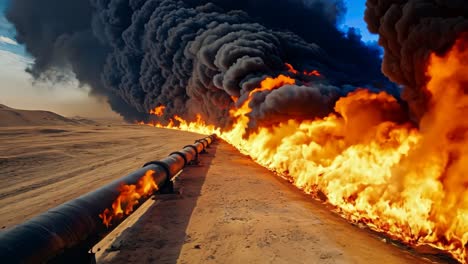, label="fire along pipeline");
[5,0,468,263]
[0,135,216,263]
